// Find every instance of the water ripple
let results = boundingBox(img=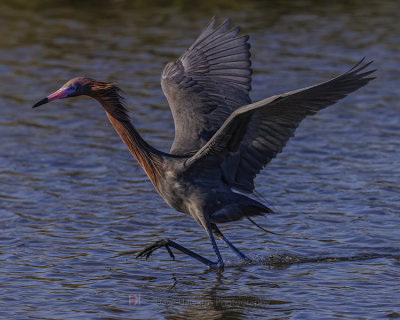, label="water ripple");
[1,1,399,319]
